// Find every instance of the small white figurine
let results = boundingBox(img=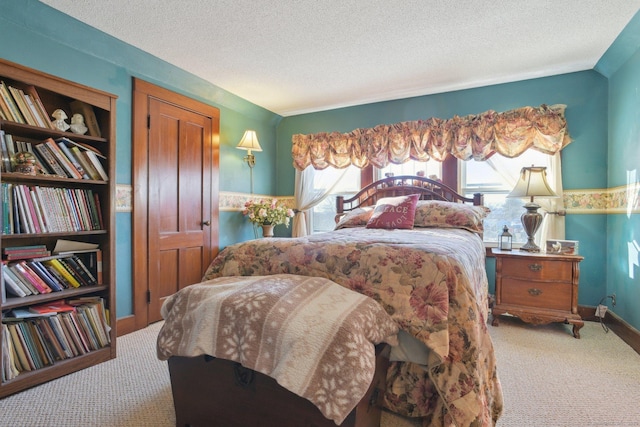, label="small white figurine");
[69,113,88,135]
[51,109,70,132]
